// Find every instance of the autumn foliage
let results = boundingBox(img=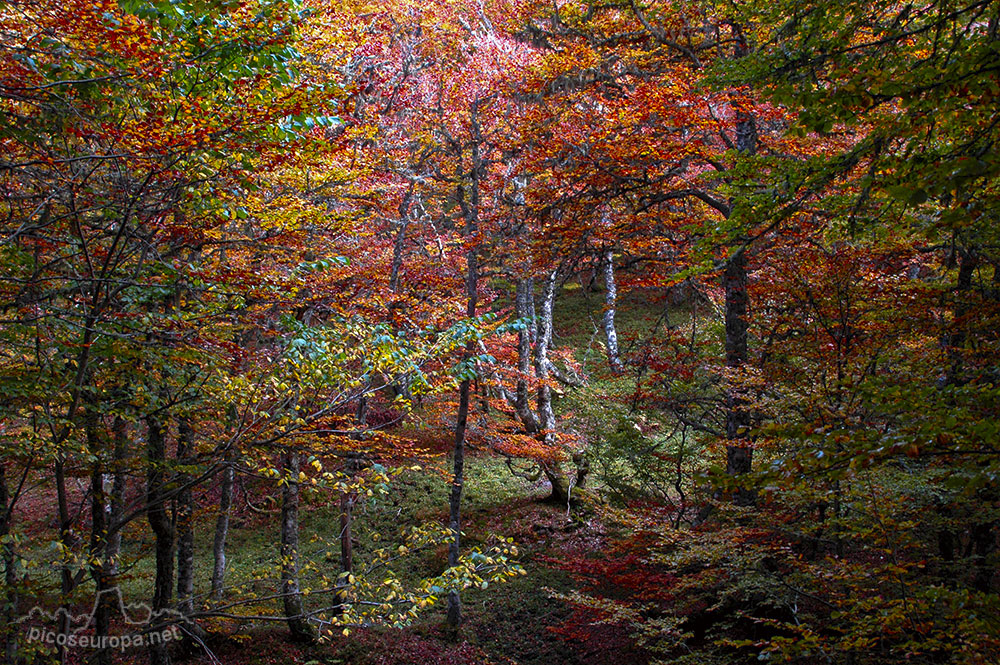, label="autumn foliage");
[1,0,998,664]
